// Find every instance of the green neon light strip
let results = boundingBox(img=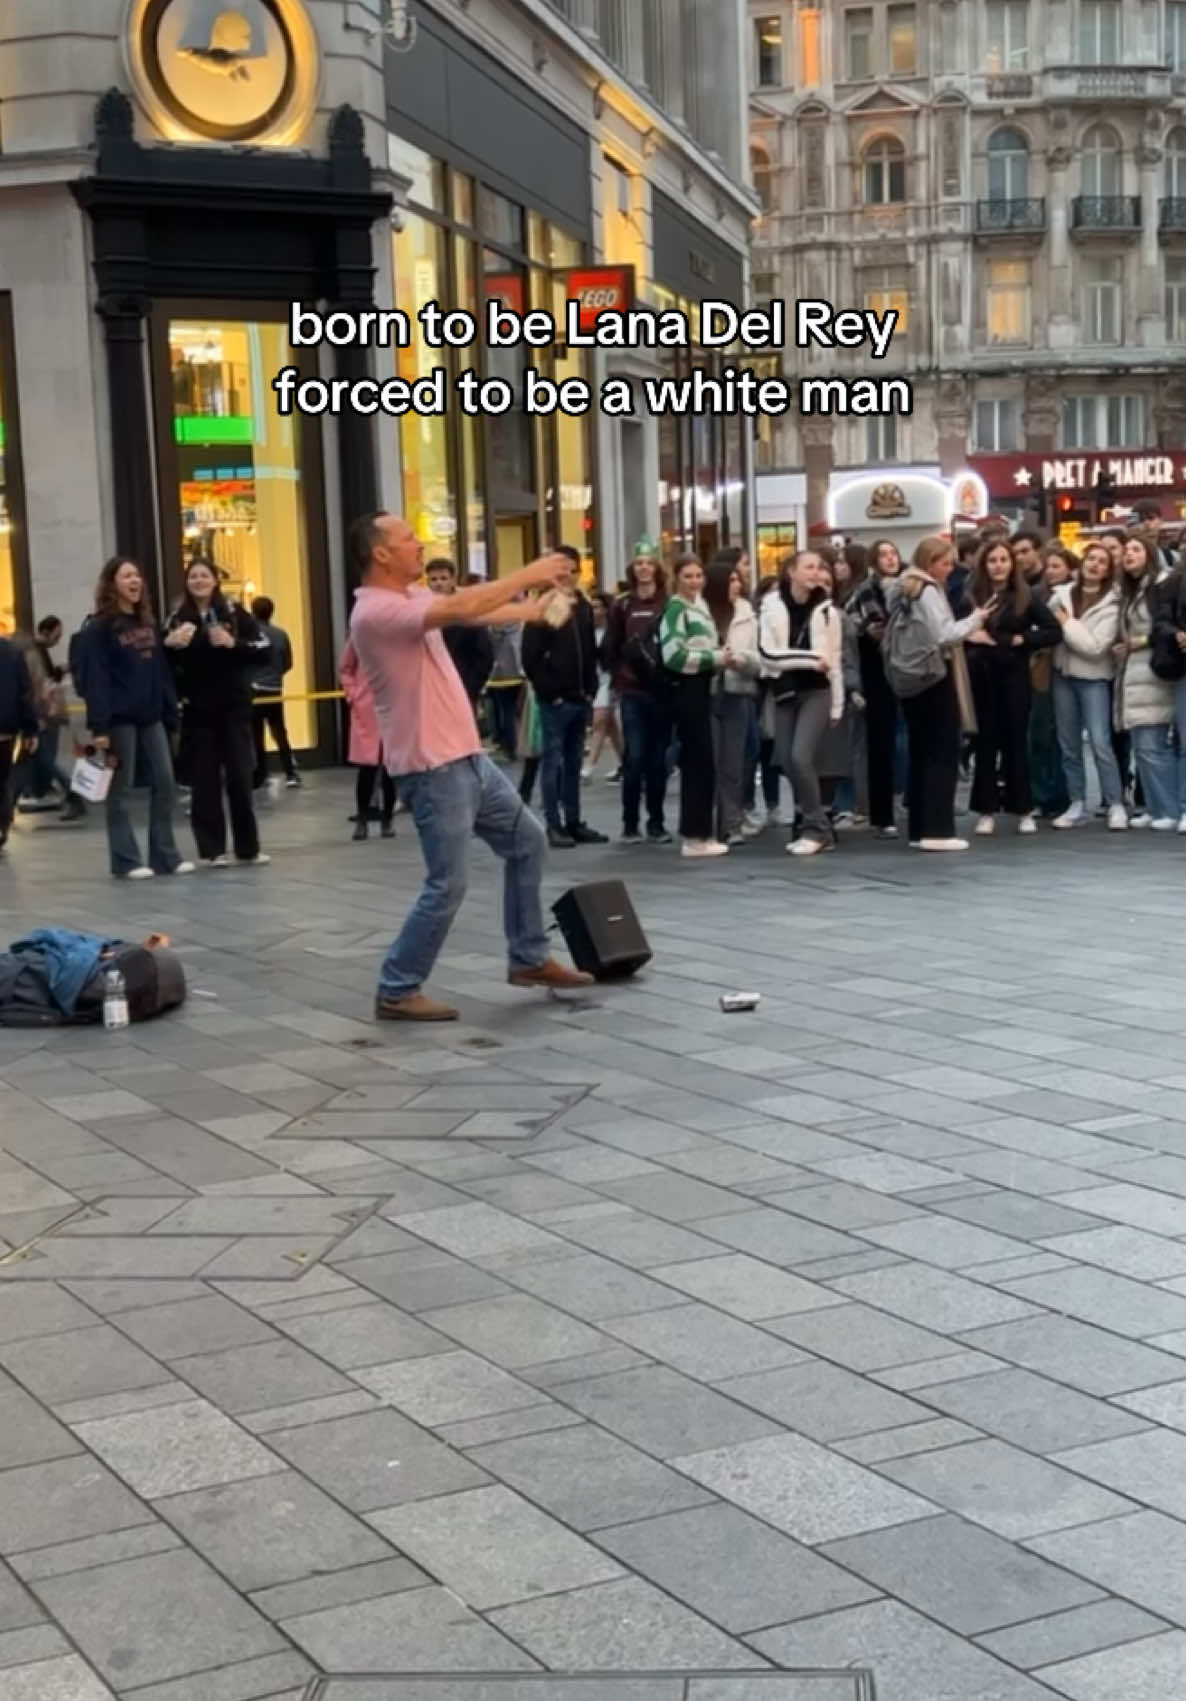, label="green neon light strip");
[0,420,5,450]
[174,416,253,445]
